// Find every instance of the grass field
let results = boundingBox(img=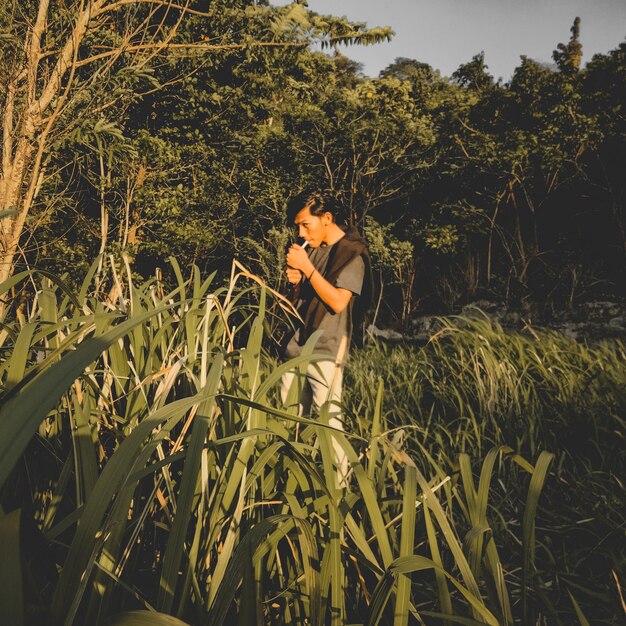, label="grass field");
[345,317,625,624]
[0,258,624,625]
